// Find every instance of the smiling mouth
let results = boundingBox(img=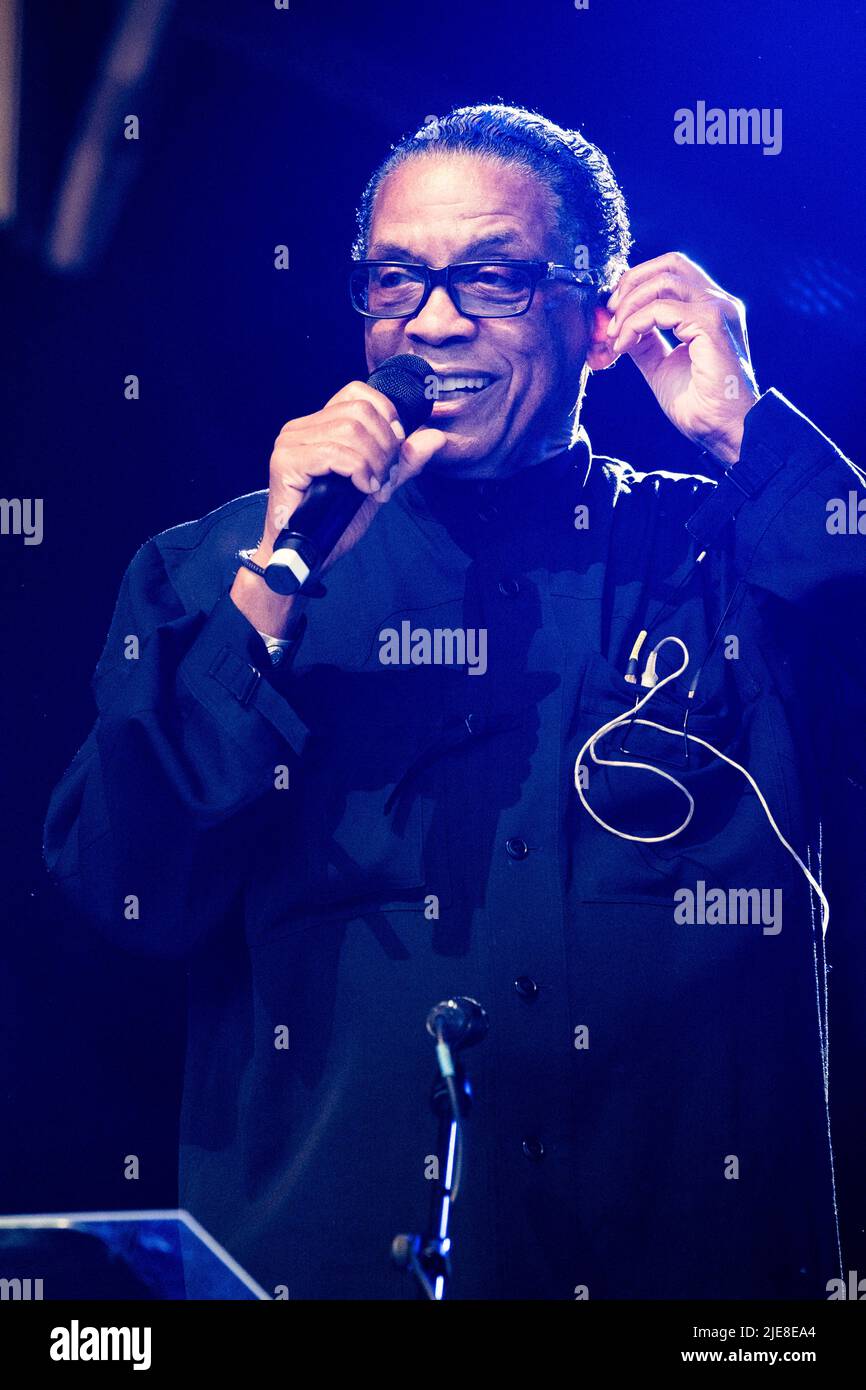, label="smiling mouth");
[432,373,497,398]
